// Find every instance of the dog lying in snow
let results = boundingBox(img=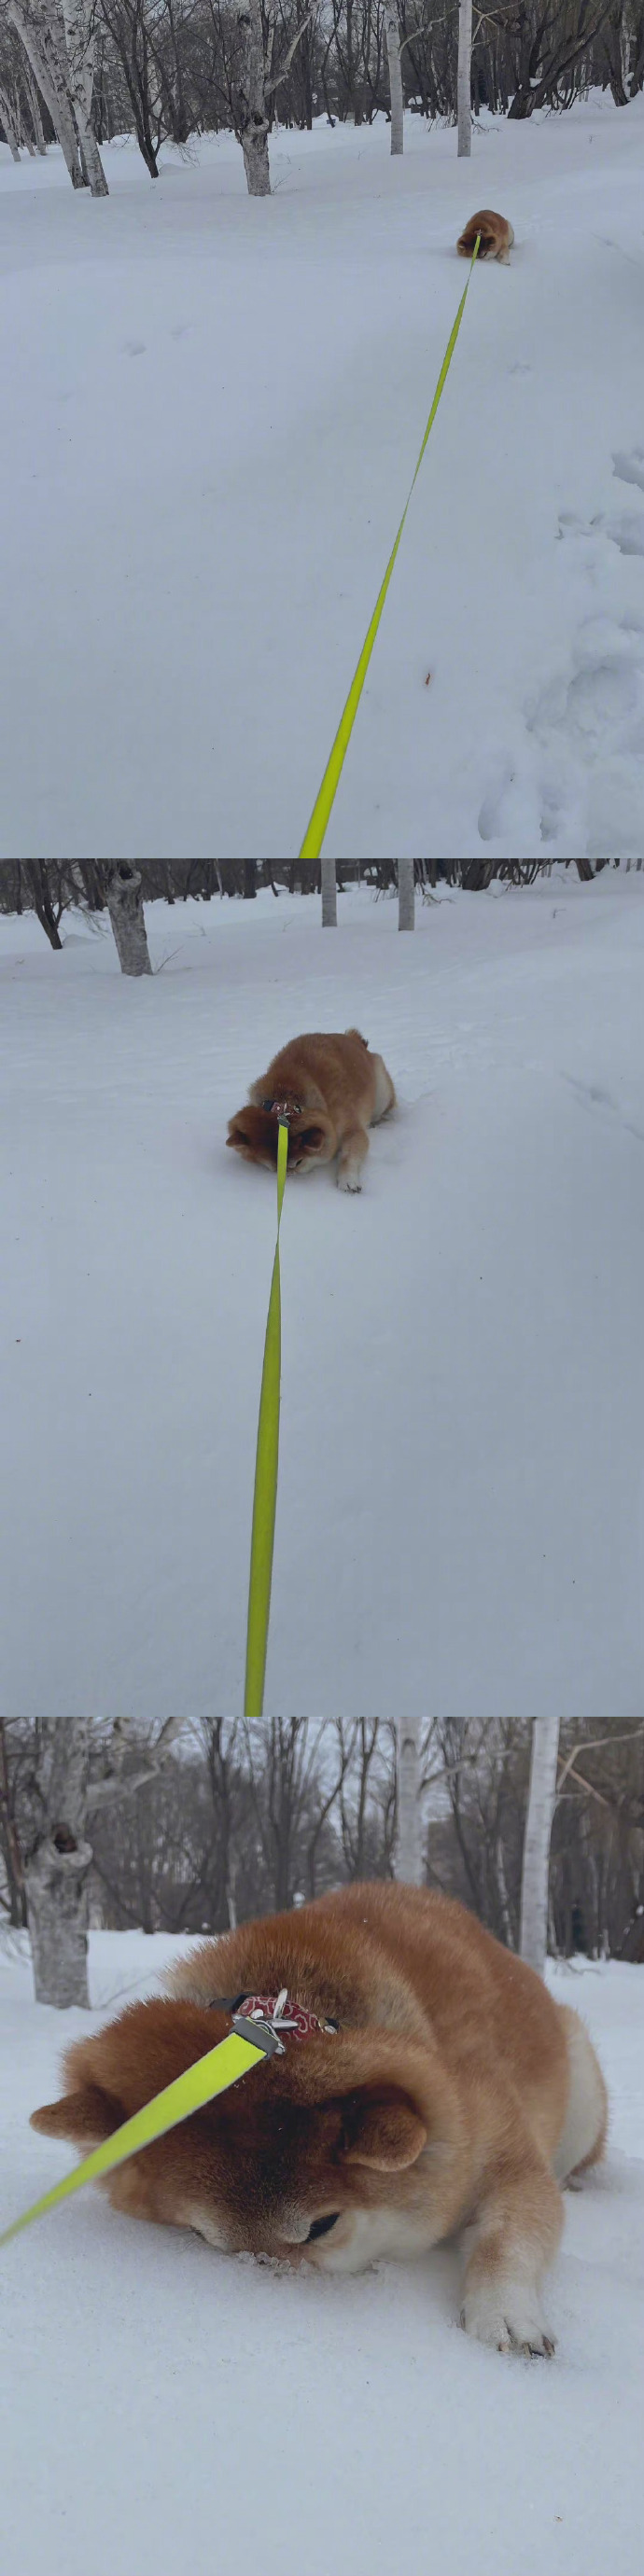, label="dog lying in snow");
[457,210,514,265]
[226,1030,396,1193]
[31,1883,607,2356]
